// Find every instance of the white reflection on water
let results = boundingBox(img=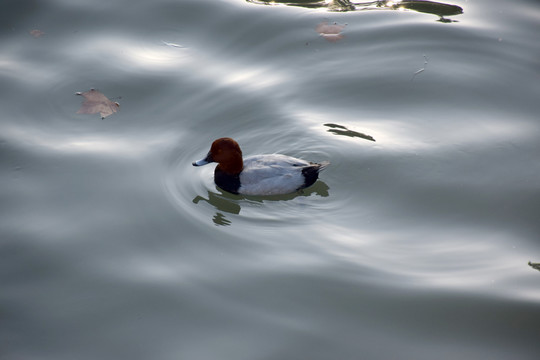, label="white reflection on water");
[65,35,286,91]
[4,125,179,158]
[112,255,196,284]
[67,36,192,72]
[309,222,540,302]
[186,46,287,91]
[0,56,20,74]
[218,65,284,90]
[296,109,539,150]
[0,54,59,86]
[122,43,190,71]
